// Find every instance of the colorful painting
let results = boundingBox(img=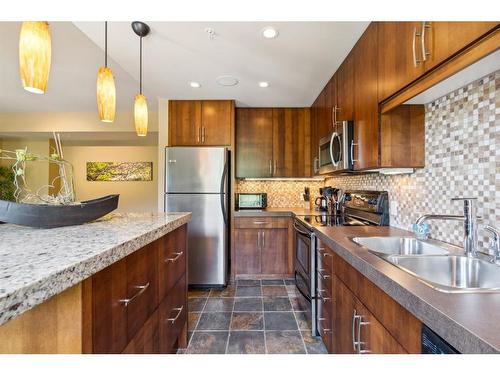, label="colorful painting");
[86,162,153,182]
